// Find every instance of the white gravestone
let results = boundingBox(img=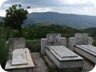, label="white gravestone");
[75,33,88,45]
[41,33,66,54]
[41,33,83,70]
[69,33,96,63]
[5,48,35,72]
[74,45,96,63]
[69,33,93,50]
[13,38,25,49]
[47,33,61,46]
[46,46,83,69]
[12,49,28,65]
